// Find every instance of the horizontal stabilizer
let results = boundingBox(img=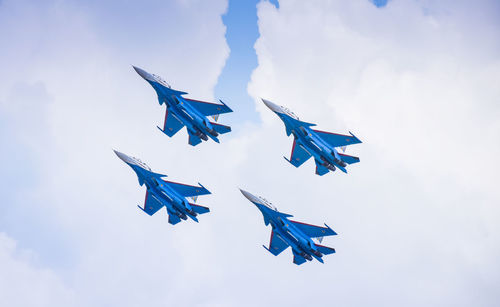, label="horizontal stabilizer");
[167,211,182,225]
[338,153,360,165]
[312,129,362,148]
[210,122,231,135]
[290,221,337,238]
[315,244,336,255]
[292,250,307,265]
[162,180,211,198]
[188,131,202,146]
[189,203,210,215]
[183,98,233,116]
[315,160,330,176]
